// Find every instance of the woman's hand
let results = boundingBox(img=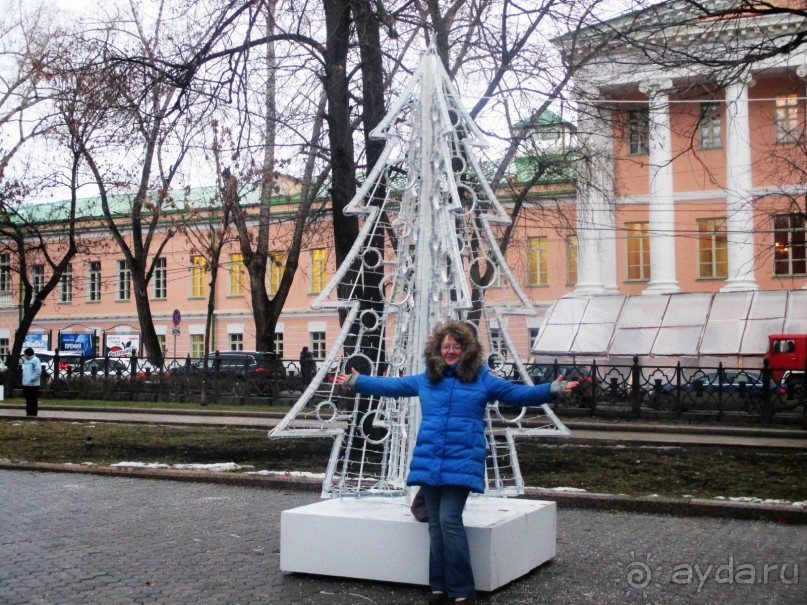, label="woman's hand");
[549,375,579,397]
[334,368,359,385]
